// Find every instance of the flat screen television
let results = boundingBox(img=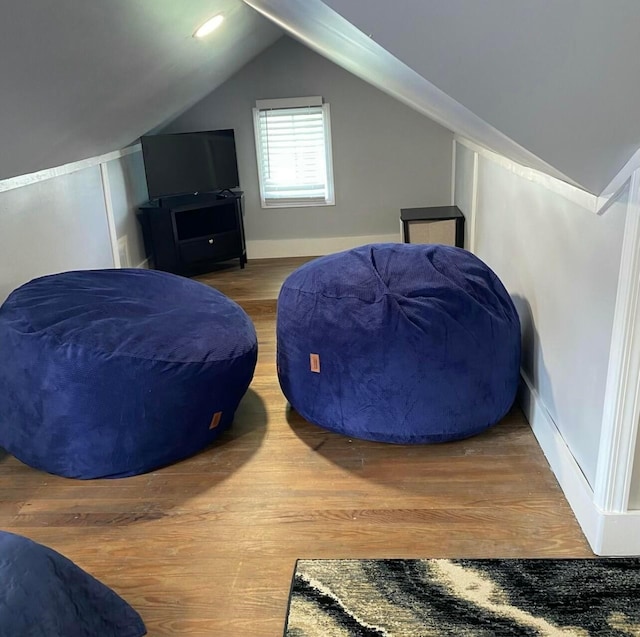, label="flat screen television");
[141,129,240,200]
